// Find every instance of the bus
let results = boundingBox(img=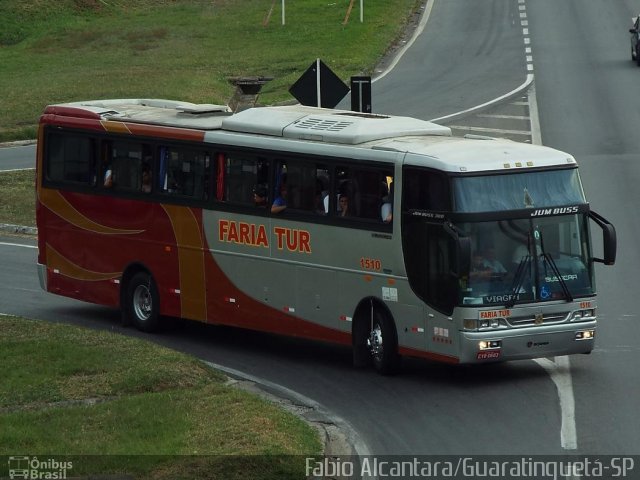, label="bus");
[35,99,616,374]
